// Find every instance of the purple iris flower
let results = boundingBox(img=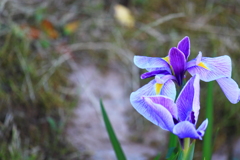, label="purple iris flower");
[130,75,208,140]
[134,36,240,104]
